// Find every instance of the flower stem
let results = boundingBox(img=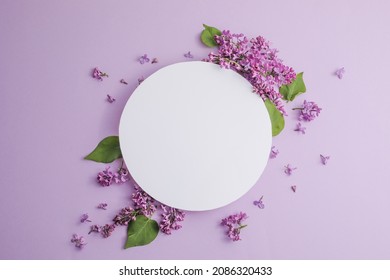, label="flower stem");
[292,107,303,110]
